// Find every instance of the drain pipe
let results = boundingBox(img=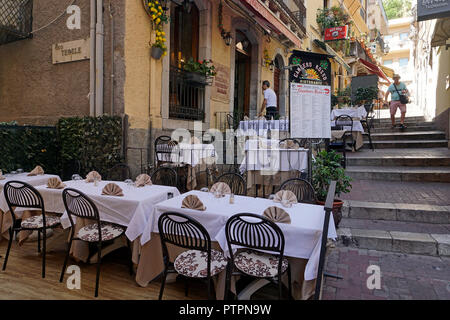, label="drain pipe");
[95,0,104,116]
[109,0,115,115]
[89,0,96,116]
